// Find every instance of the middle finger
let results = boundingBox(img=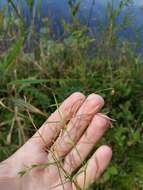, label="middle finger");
[49,93,104,159]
